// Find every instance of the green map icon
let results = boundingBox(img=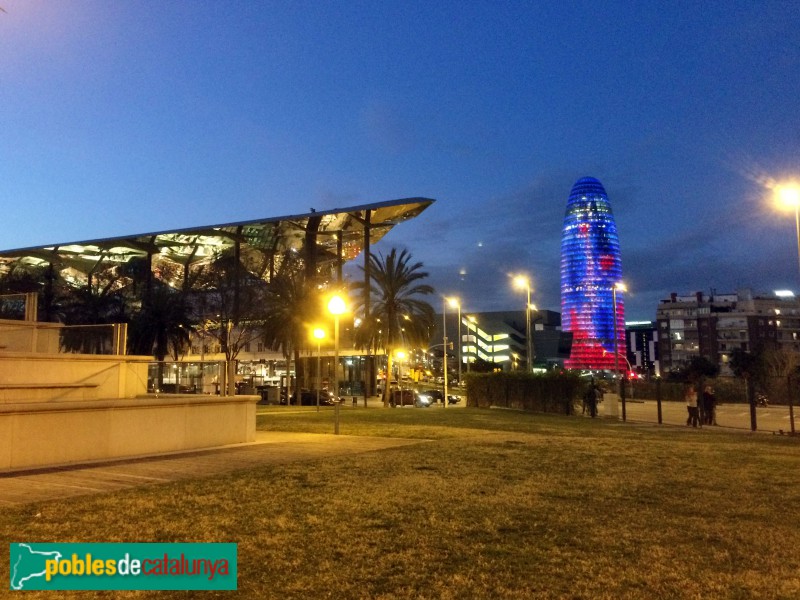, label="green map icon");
[10,544,63,590]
